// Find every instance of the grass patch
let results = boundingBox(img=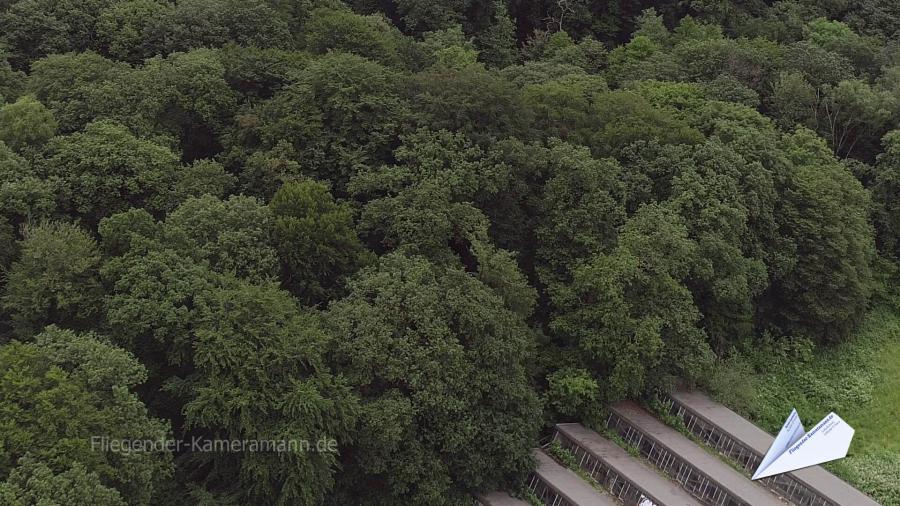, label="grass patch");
[844,335,900,454]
